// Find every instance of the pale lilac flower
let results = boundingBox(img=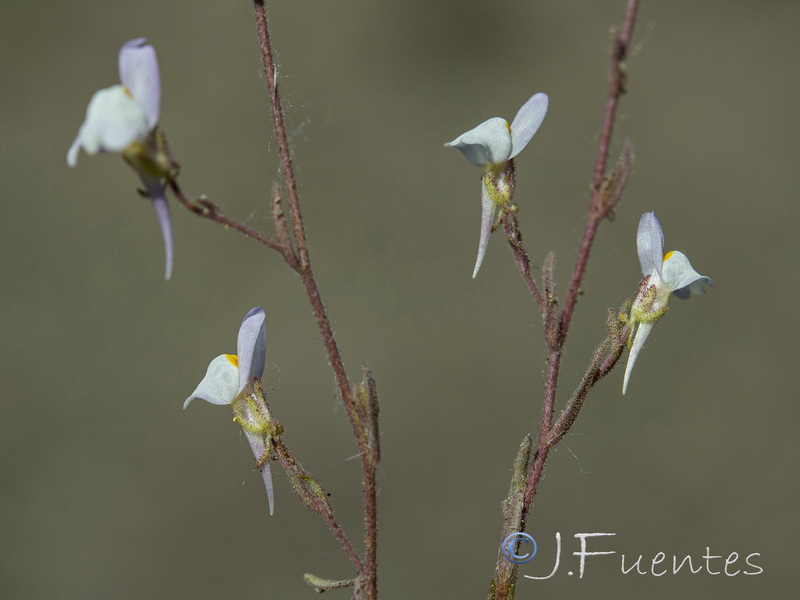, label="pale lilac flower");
[445,93,549,277]
[68,38,174,280]
[184,308,275,515]
[622,212,713,394]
